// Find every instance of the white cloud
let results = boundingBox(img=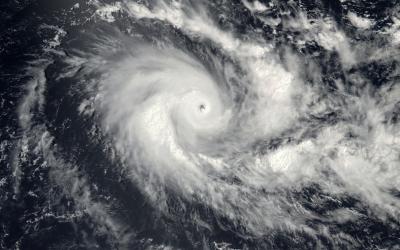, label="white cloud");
[242,0,269,13]
[347,12,373,29]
